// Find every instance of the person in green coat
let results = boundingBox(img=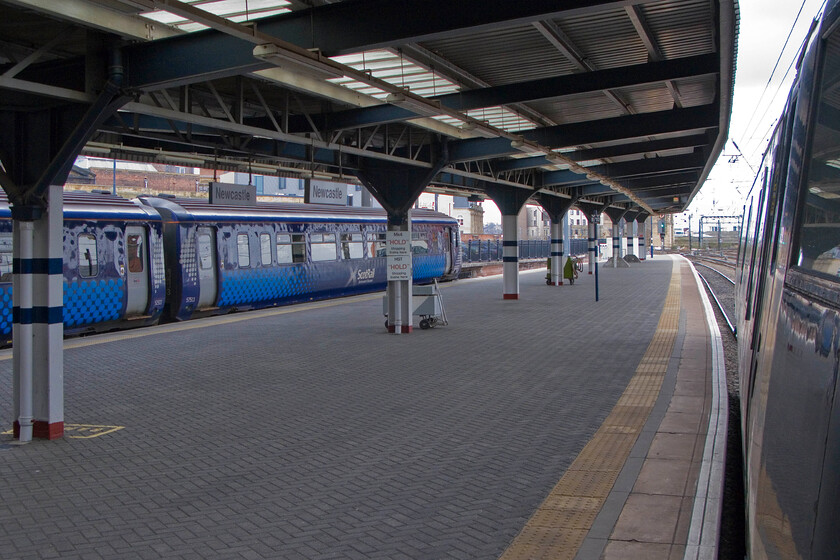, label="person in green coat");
[564,256,579,284]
